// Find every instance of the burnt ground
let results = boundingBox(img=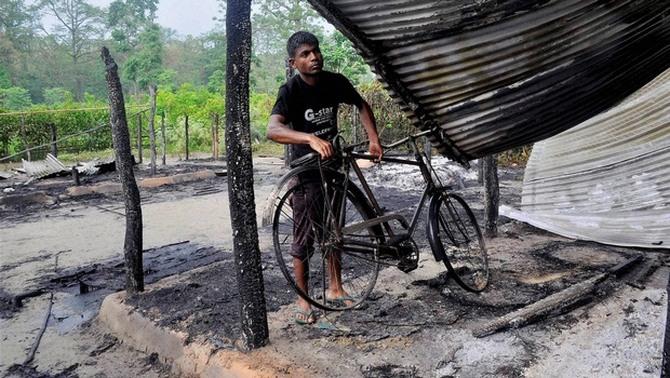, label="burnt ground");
[1,156,668,377]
